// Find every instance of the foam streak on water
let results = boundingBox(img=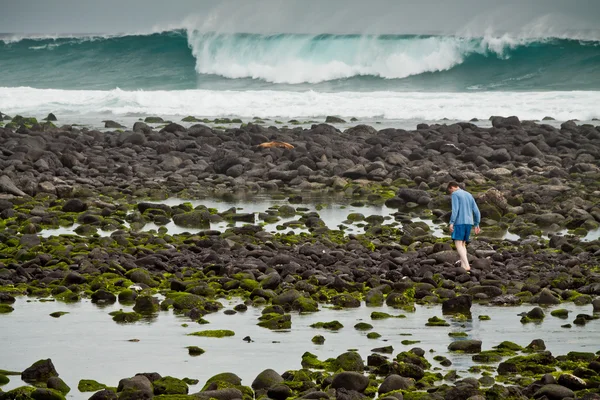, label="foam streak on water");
[1,87,599,121]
